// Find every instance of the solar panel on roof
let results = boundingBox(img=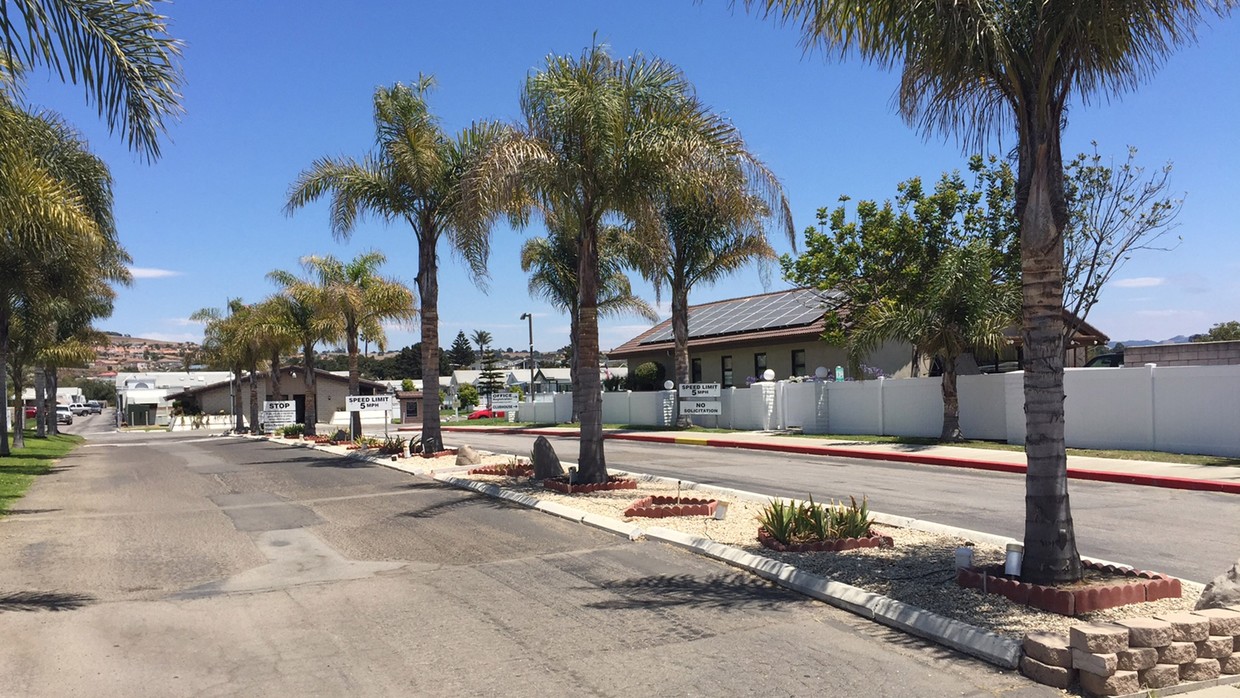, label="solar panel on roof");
[638,289,829,345]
